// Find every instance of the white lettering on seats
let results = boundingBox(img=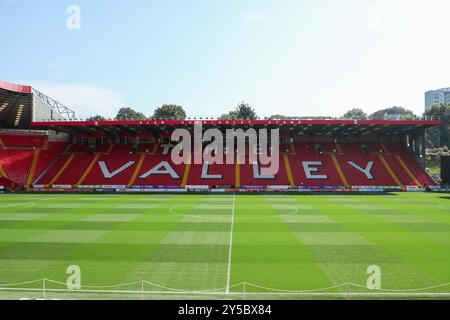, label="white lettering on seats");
[253,161,275,179]
[139,161,180,179]
[160,144,173,155]
[348,161,374,180]
[201,162,222,179]
[302,161,328,180]
[99,161,135,179]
